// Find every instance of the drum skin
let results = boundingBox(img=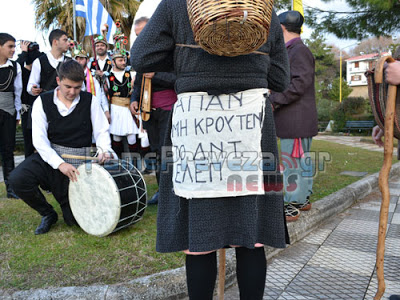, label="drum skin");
[69,162,147,237]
